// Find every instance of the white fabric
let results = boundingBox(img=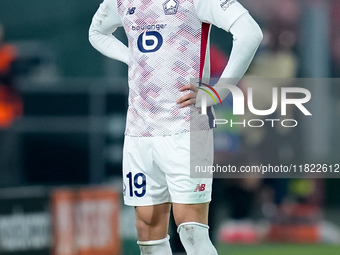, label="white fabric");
[178,222,218,255]
[194,0,248,32]
[137,235,172,255]
[89,0,248,65]
[89,0,256,136]
[195,13,263,108]
[122,129,213,206]
[89,0,128,64]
